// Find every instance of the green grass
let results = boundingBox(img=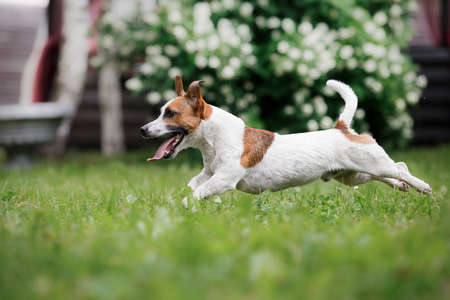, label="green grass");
[0,145,449,300]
